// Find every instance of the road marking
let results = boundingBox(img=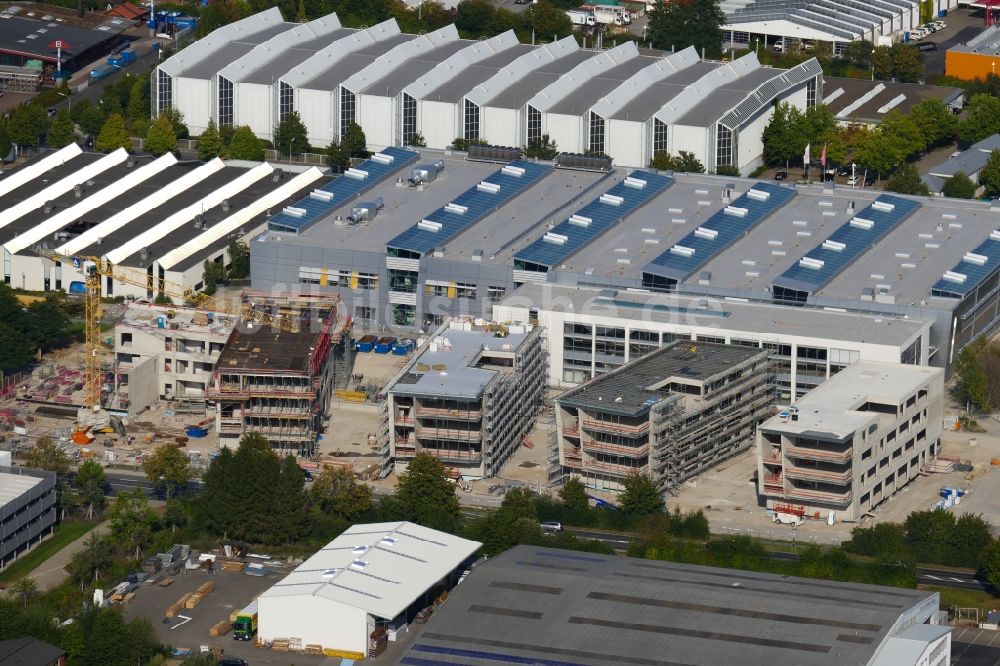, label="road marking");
[170,614,192,630]
[949,577,966,583]
[924,575,942,580]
